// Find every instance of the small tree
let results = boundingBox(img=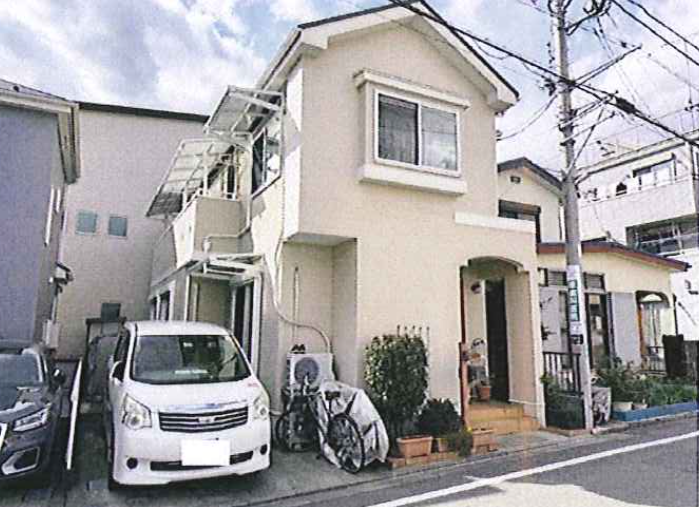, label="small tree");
[364,333,428,442]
